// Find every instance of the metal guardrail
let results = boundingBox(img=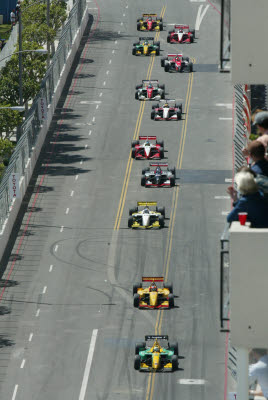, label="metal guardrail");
[233,84,249,173]
[0,0,86,228]
[220,223,230,330]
